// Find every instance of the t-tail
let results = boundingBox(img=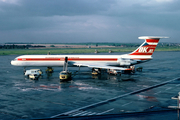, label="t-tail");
[128,36,168,61]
